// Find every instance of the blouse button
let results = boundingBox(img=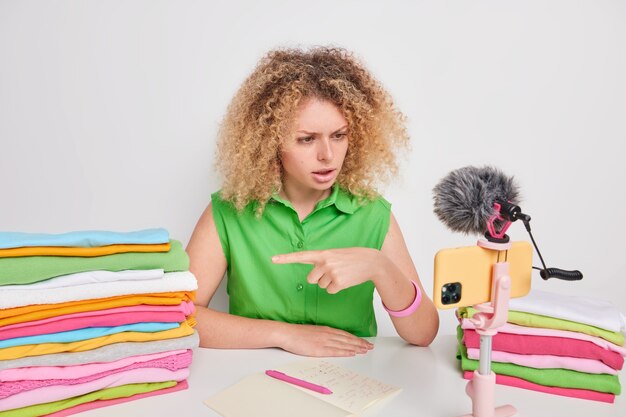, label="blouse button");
[296,283,304,291]
[297,241,304,248]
